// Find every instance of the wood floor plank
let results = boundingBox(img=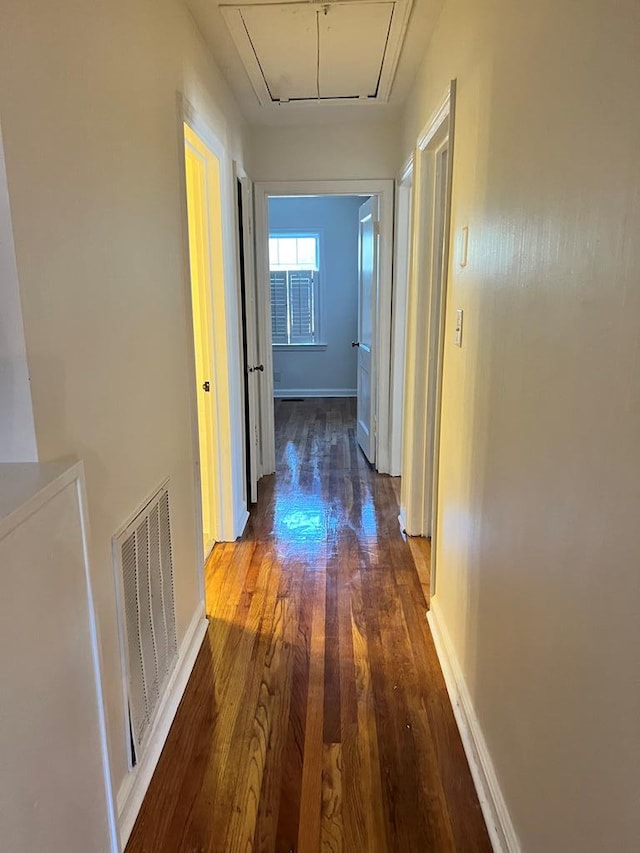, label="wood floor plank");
[274,563,314,853]
[217,553,290,852]
[297,568,327,853]
[344,541,387,853]
[323,548,342,745]
[126,398,492,853]
[407,535,432,605]
[320,743,344,853]
[252,559,303,853]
